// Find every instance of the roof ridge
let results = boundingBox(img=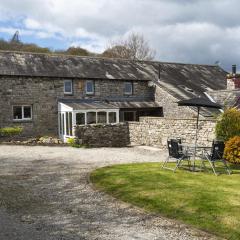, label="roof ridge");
[0,50,221,68]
